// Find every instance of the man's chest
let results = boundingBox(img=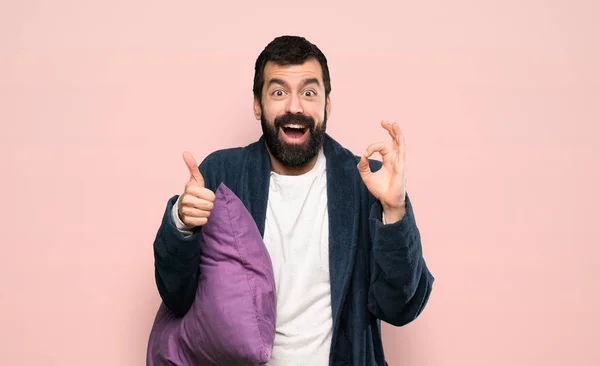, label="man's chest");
[263,179,329,273]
